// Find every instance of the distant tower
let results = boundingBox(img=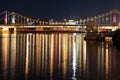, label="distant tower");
[4,11,7,24]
